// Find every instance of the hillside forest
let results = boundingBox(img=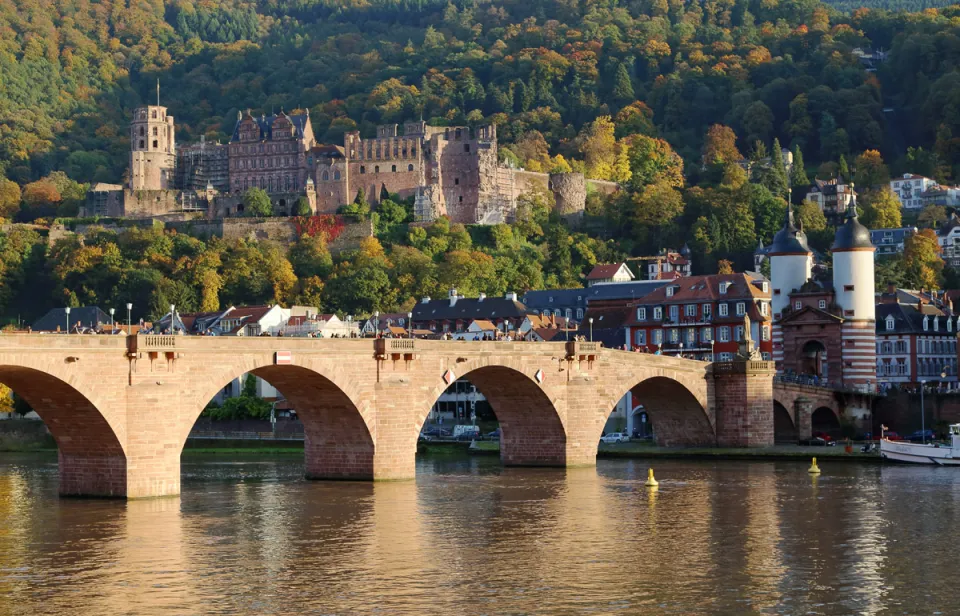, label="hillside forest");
[0,0,957,323]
